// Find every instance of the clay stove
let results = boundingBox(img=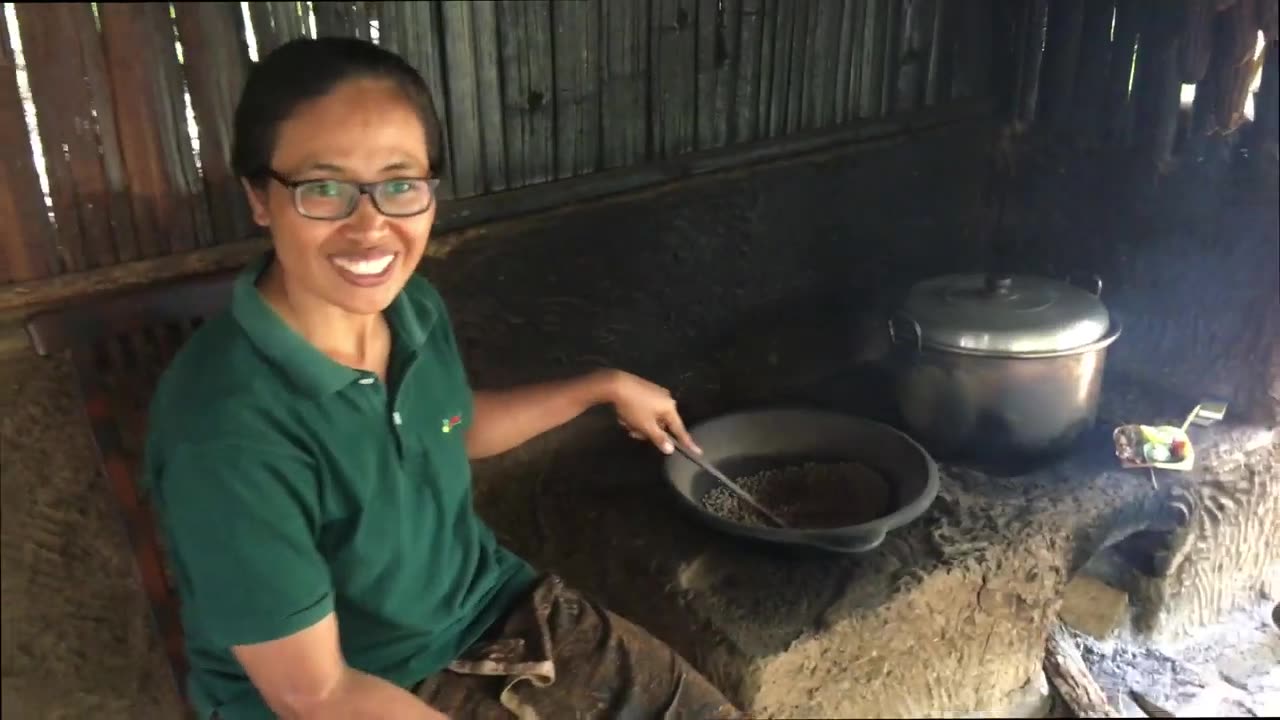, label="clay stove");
[466,353,1277,718]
